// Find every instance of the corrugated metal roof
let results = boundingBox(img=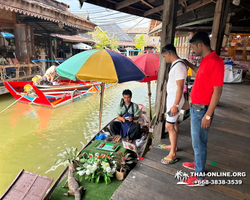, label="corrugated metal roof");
[76,14,90,21]
[99,23,133,42]
[122,27,149,34]
[51,34,94,43]
[78,33,93,40]
[28,0,69,11]
[1,0,96,32]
